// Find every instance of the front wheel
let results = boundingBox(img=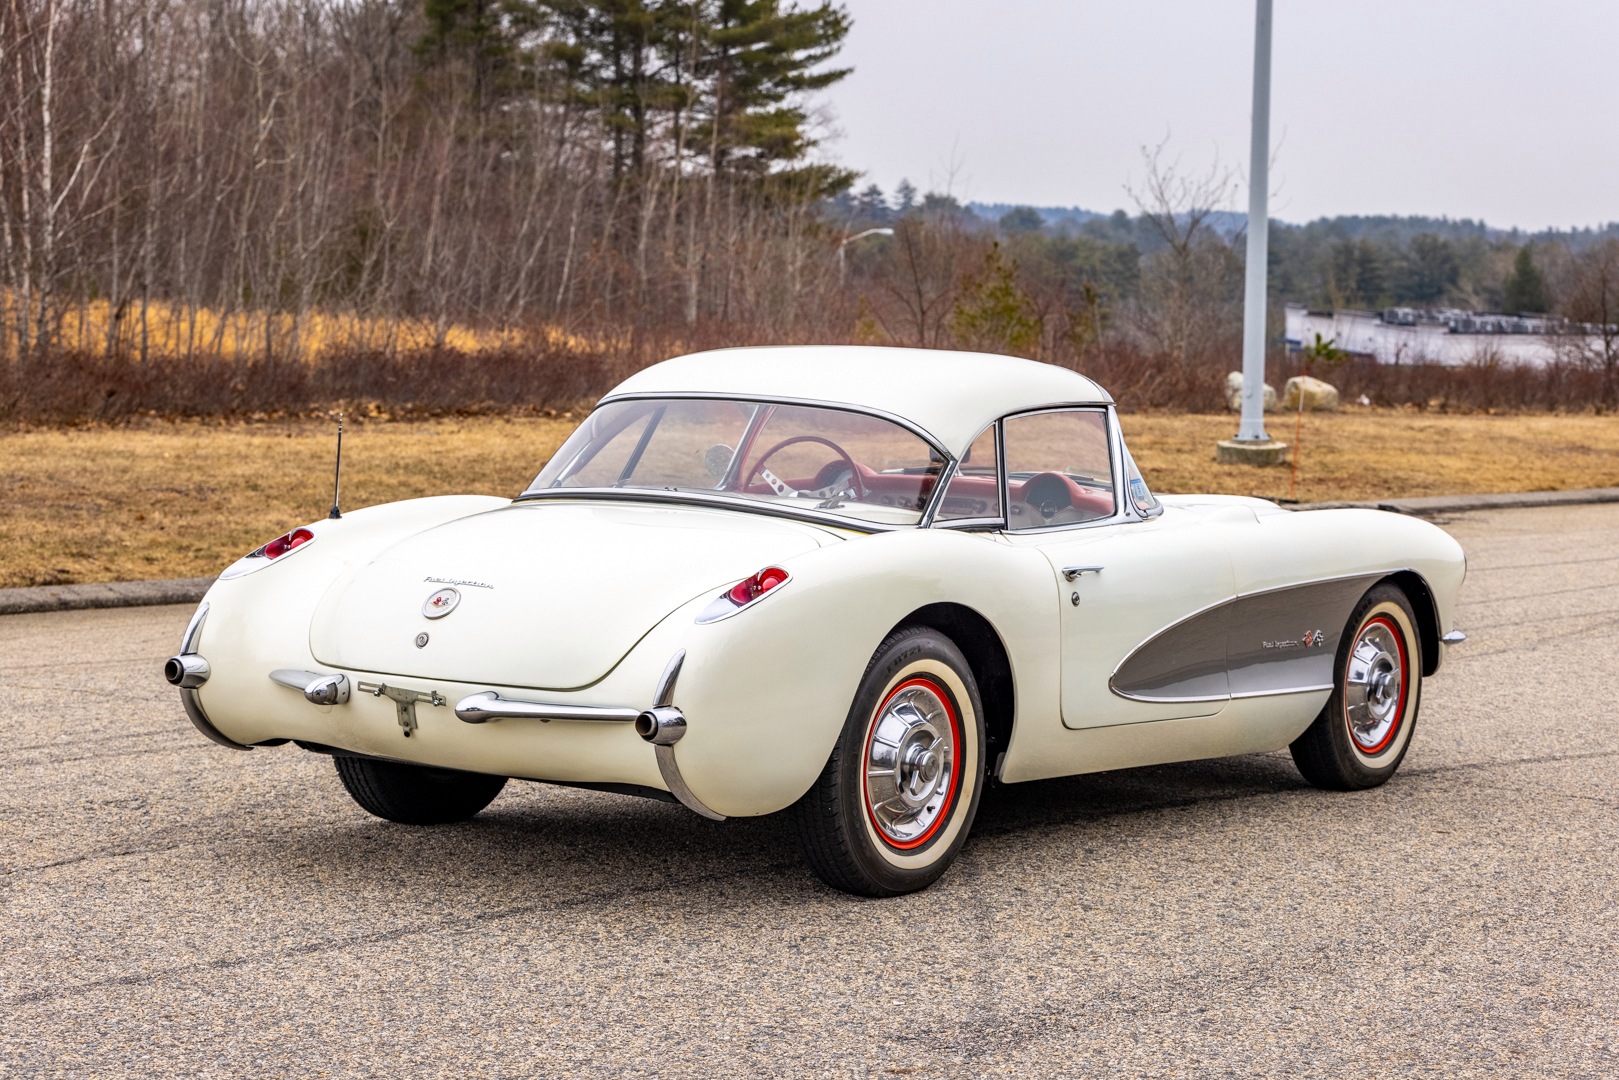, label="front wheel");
[1291,583,1423,791]
[792,626,986,897]
[334,756,507,825]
